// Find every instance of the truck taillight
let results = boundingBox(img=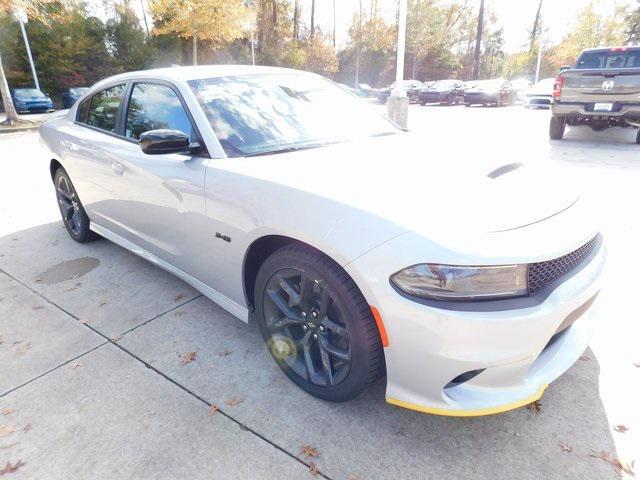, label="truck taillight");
[553,75,564,98]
